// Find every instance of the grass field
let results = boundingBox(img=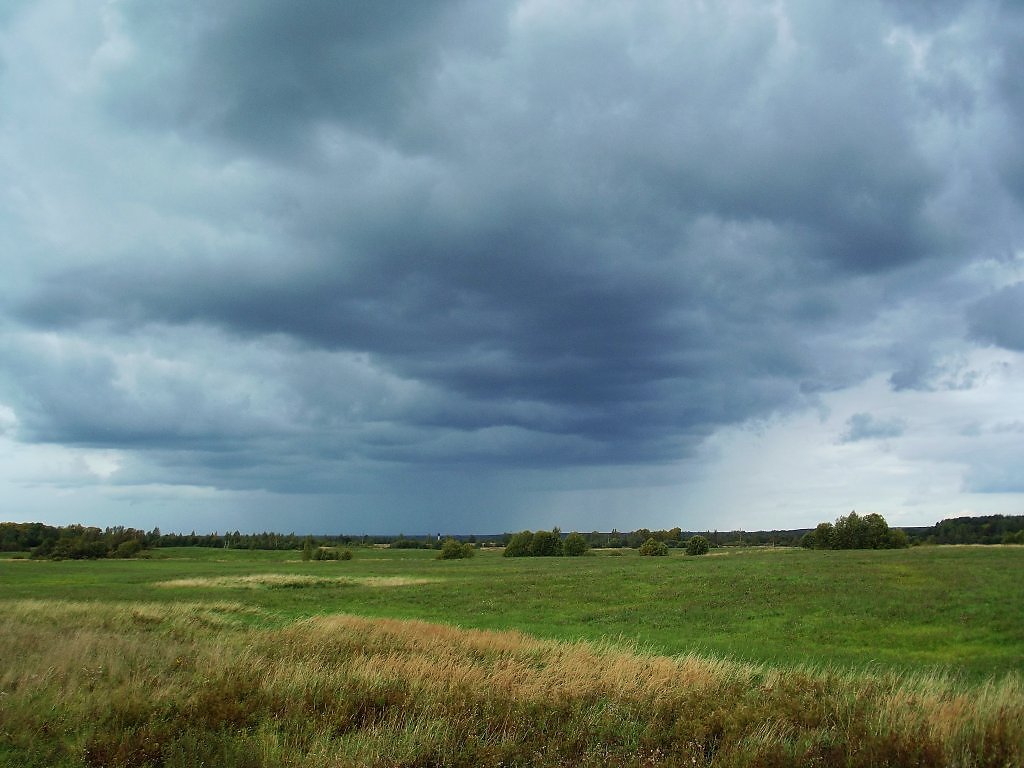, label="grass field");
[2,545,1022,766]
